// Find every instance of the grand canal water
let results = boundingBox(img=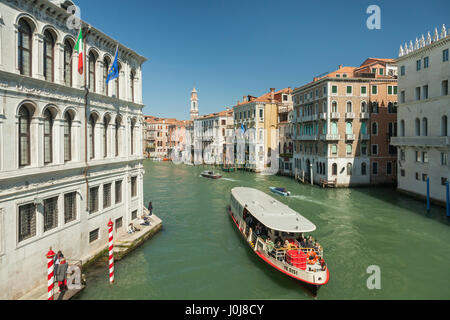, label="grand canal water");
[76,160,450,300]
